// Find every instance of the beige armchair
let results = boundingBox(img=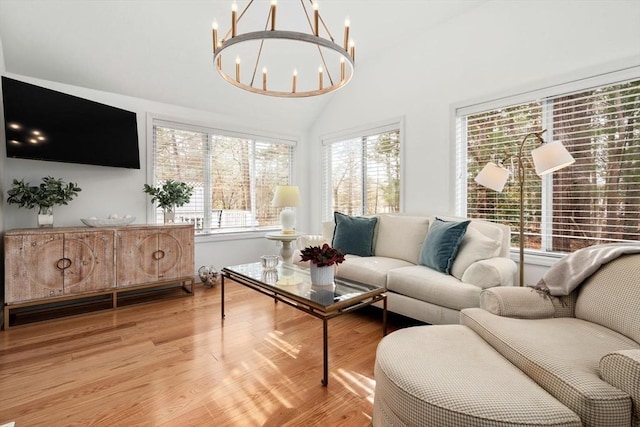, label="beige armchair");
[461,253,640,426]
